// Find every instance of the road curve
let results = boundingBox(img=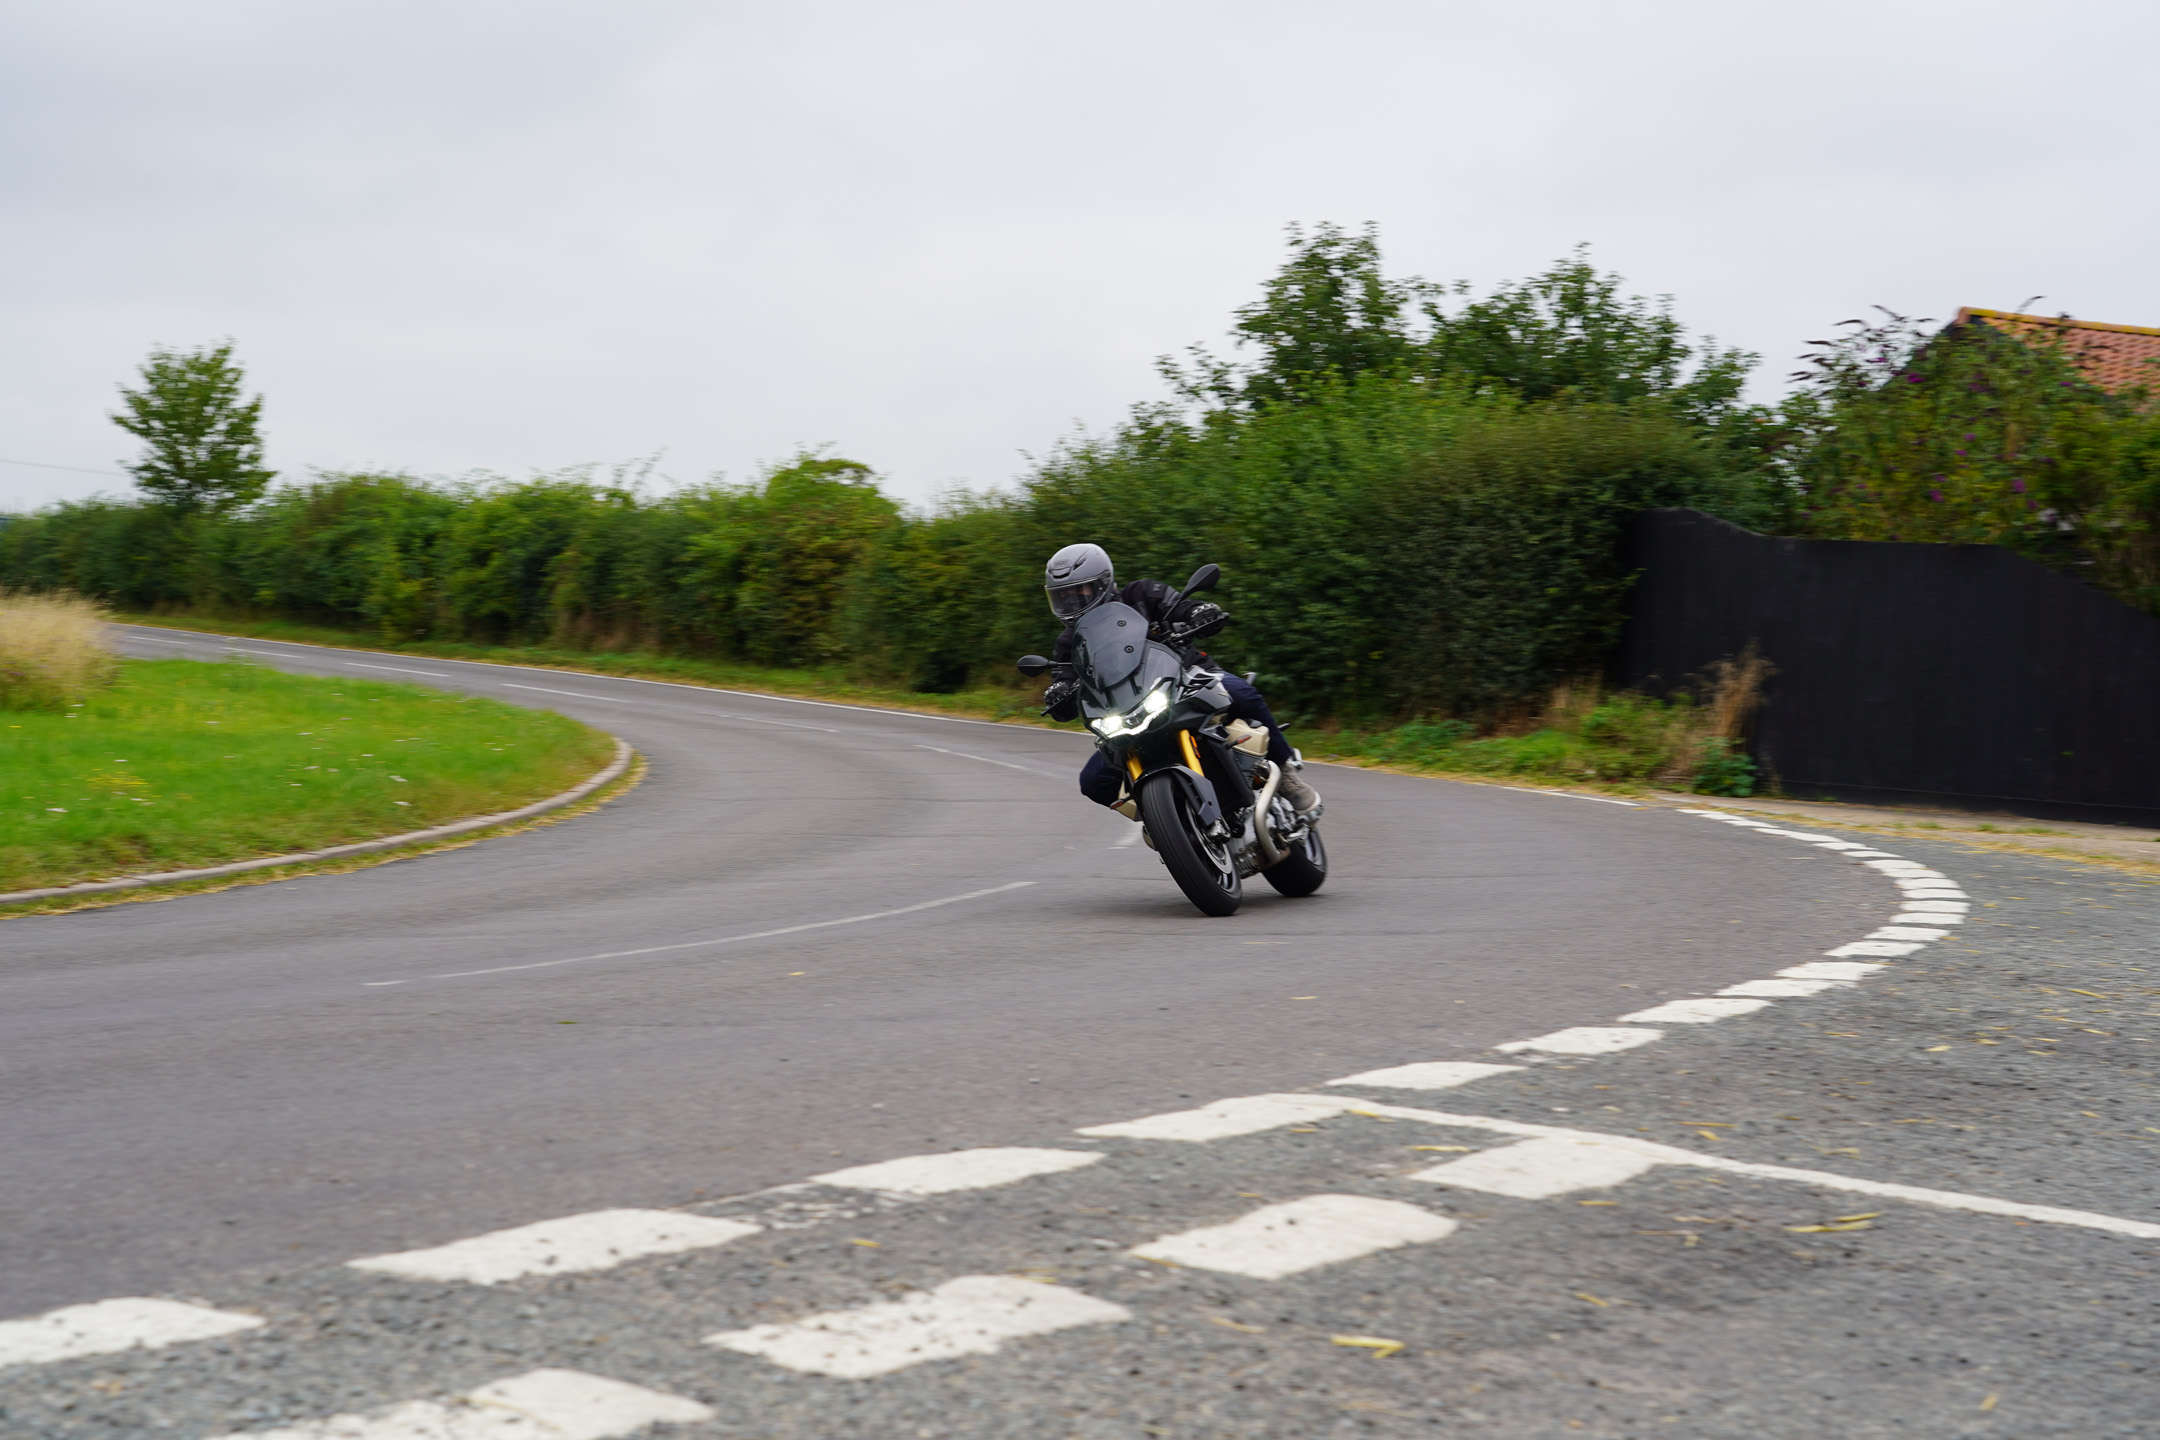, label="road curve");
[2,626,1883,1317]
